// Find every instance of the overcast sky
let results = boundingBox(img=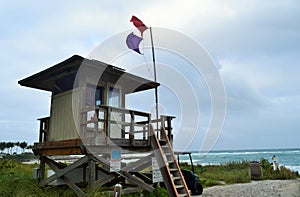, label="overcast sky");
[1,0,299,151]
